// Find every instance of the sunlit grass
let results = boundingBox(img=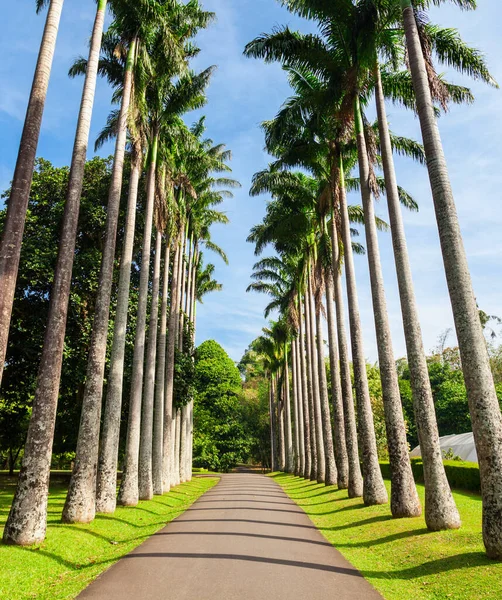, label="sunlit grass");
[272,473,502,600]
[0,476,218,600]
